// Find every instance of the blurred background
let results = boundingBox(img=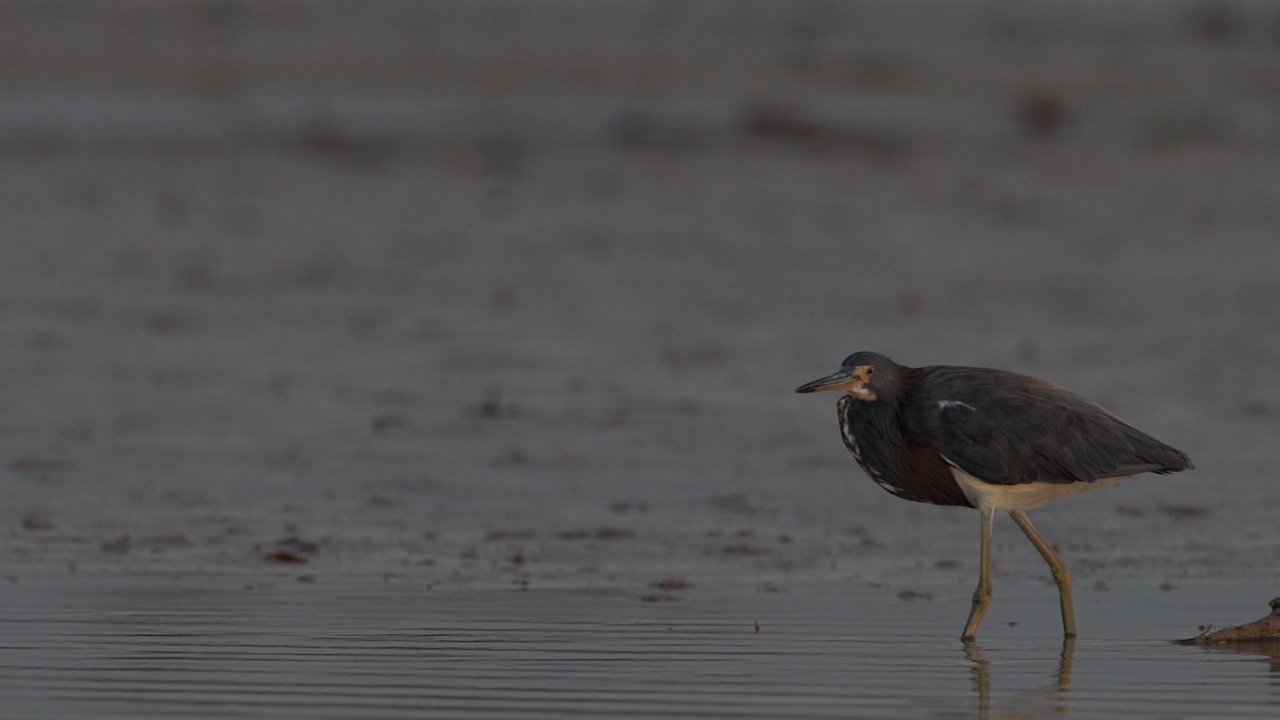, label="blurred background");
[2,0,1278,588]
